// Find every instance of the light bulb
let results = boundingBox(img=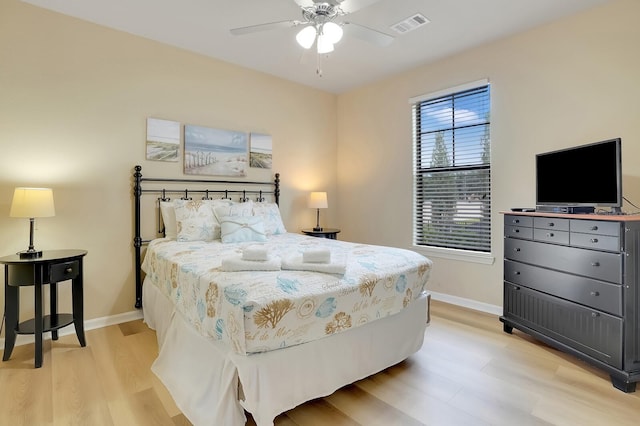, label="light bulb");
[317,34,334,54]
[323,22,343,44]
[296,26,317,49]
